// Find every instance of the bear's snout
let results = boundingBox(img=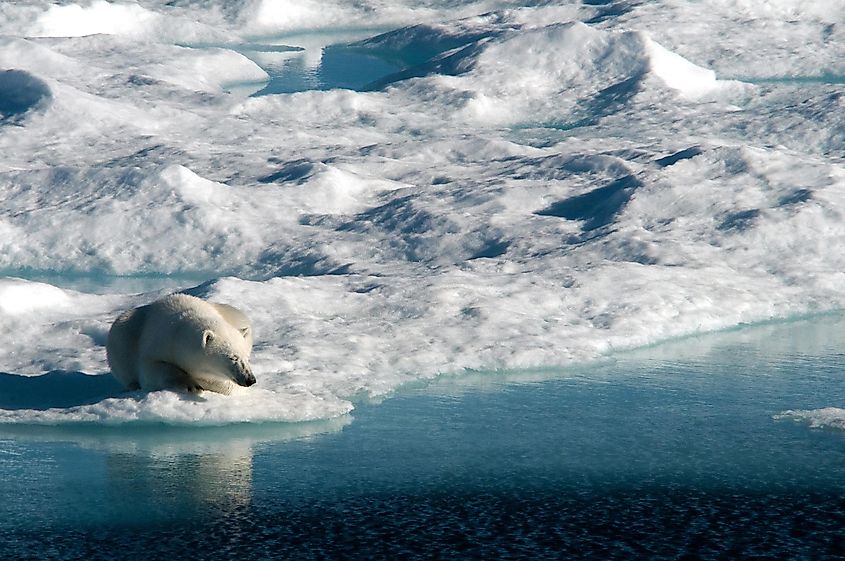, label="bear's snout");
[235,360,256,387]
